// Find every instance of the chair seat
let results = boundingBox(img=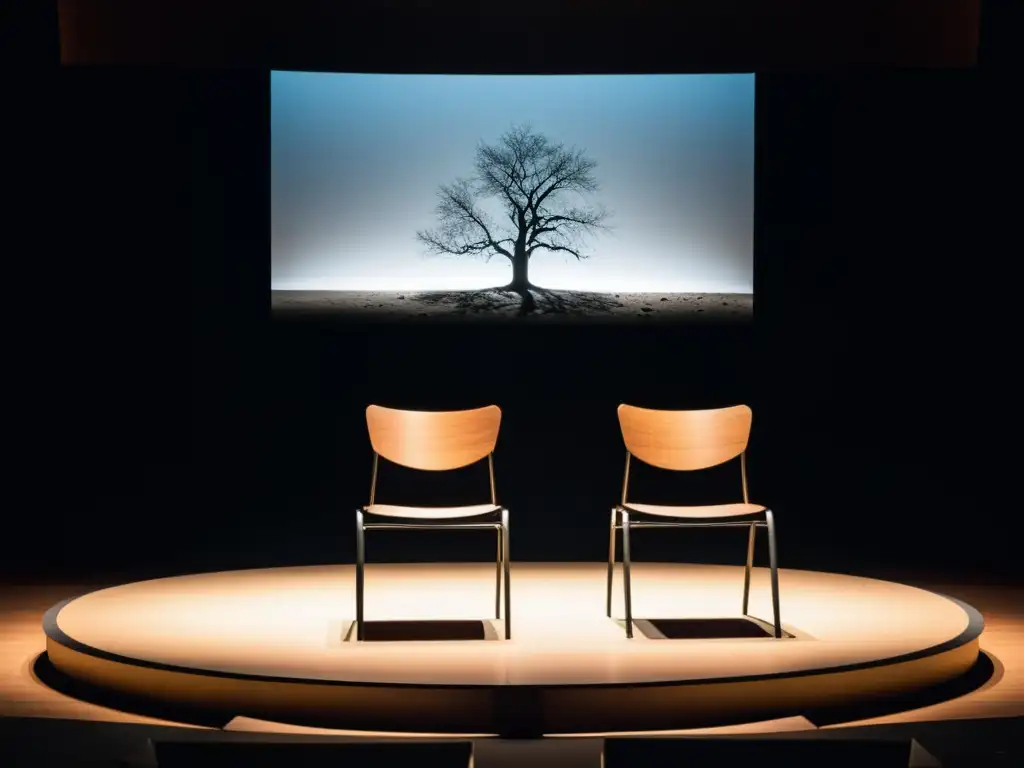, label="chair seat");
[621,502,765,519]
[365,503,500,520]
